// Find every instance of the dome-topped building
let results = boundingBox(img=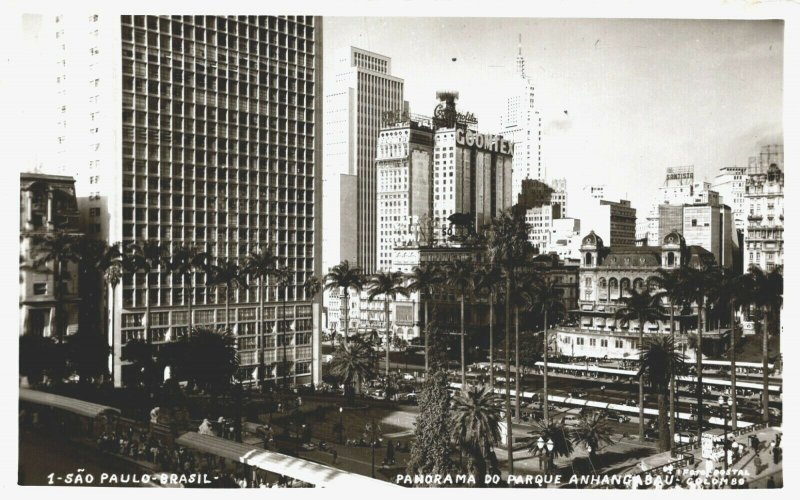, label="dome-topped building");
[553,228,722,360]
